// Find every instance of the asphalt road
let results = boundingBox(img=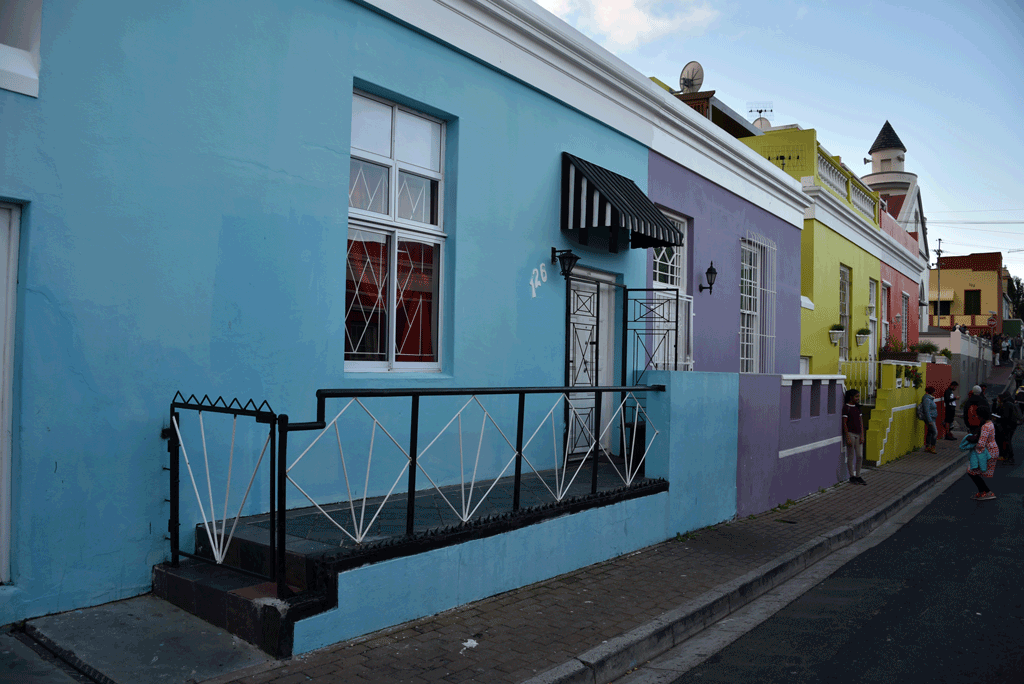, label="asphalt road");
[634,453,1024,684]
